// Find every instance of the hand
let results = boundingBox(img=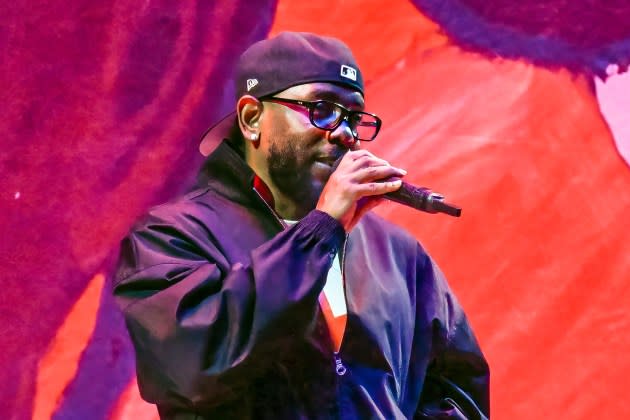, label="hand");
[316,150,406,231]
